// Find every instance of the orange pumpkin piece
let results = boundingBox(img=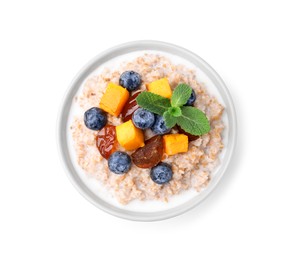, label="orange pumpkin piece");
[163,134,188,155]
[116,120,145,151]
[99,82,129,117]
[146,78,172,98]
